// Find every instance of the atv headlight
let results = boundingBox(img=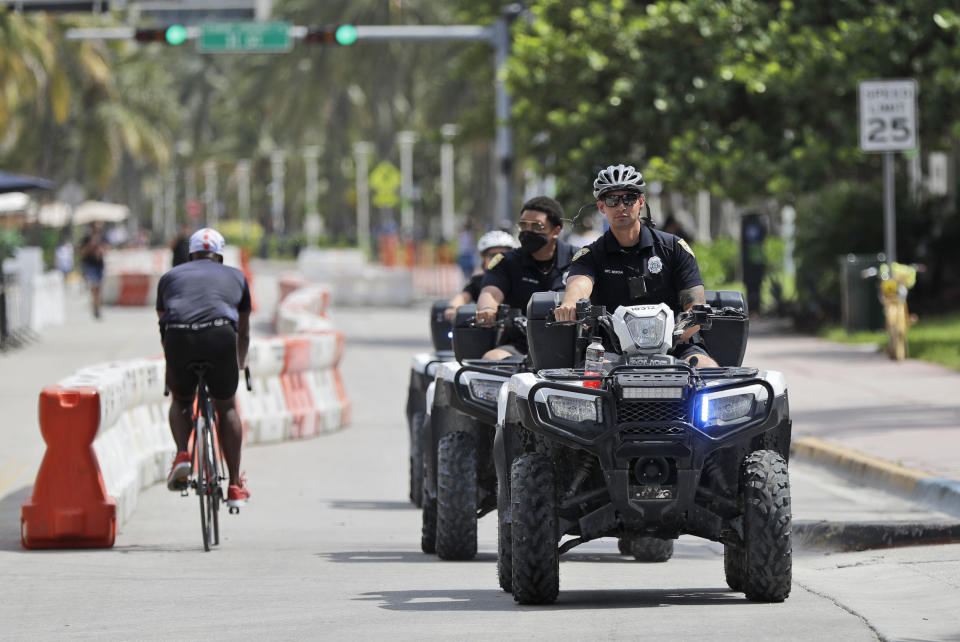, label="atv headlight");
[626,315,666,348]
[697,384,769,432]
[469,378,503,403]
[612,304,673,354]
[547,395,601,423]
